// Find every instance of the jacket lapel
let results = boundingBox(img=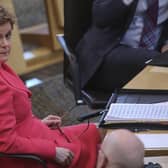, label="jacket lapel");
[0,63,32,96]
